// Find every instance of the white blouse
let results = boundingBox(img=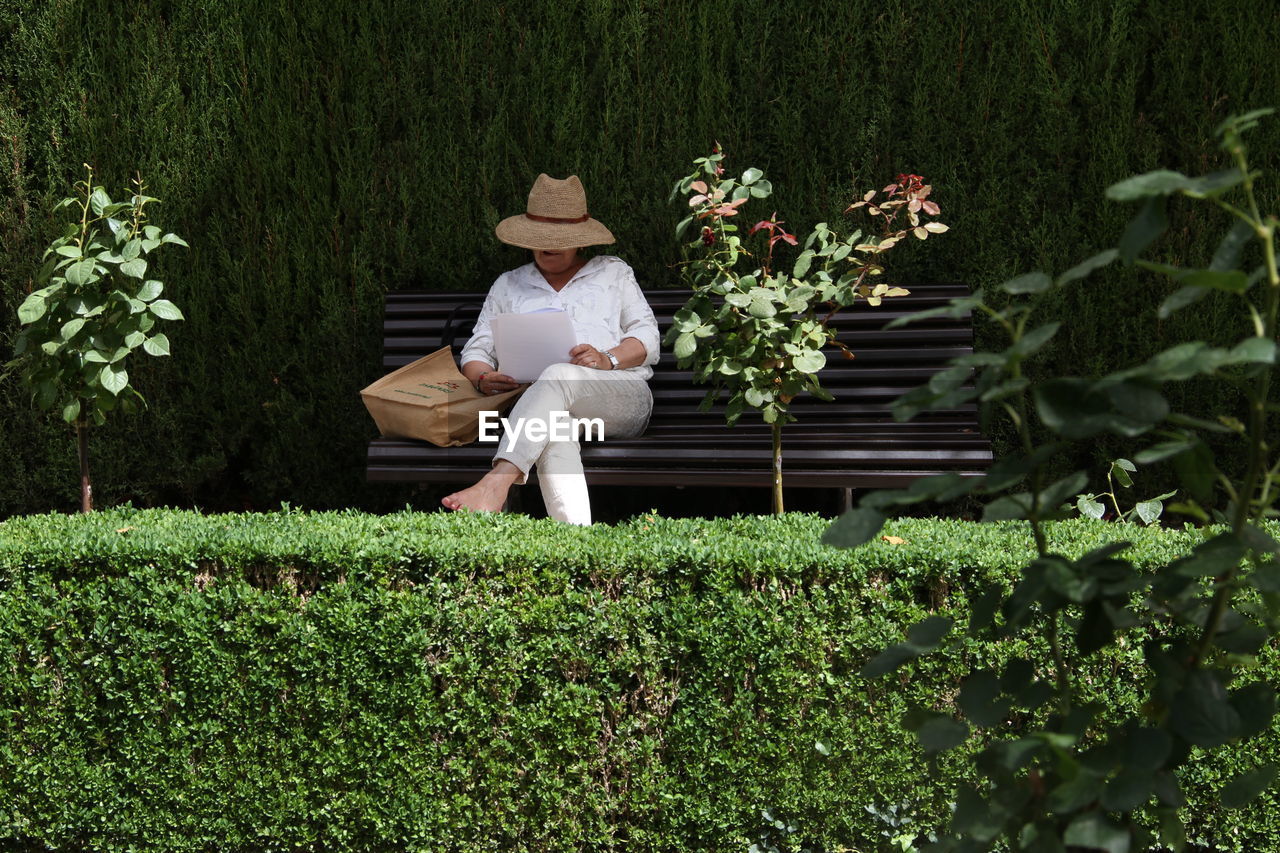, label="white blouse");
[459,255,662,380]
